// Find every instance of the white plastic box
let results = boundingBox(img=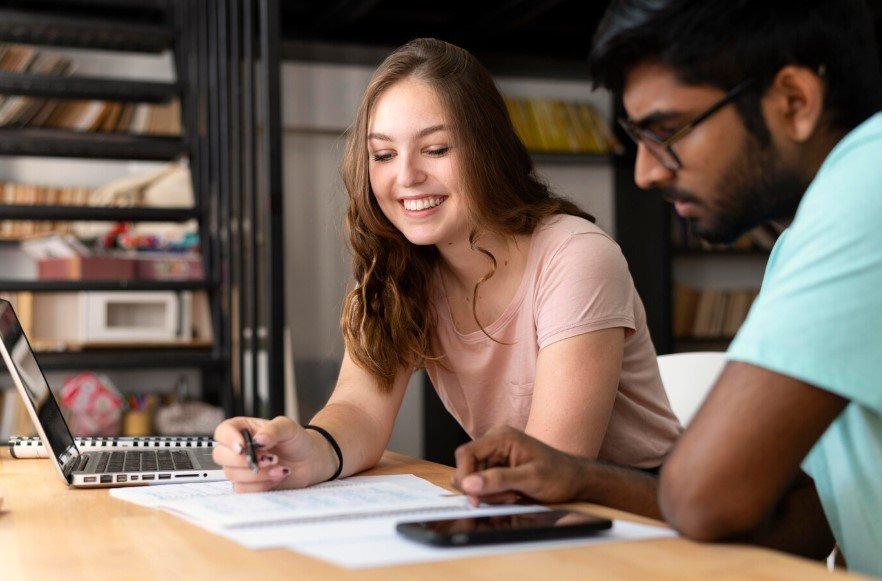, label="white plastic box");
[31,291,192,345]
